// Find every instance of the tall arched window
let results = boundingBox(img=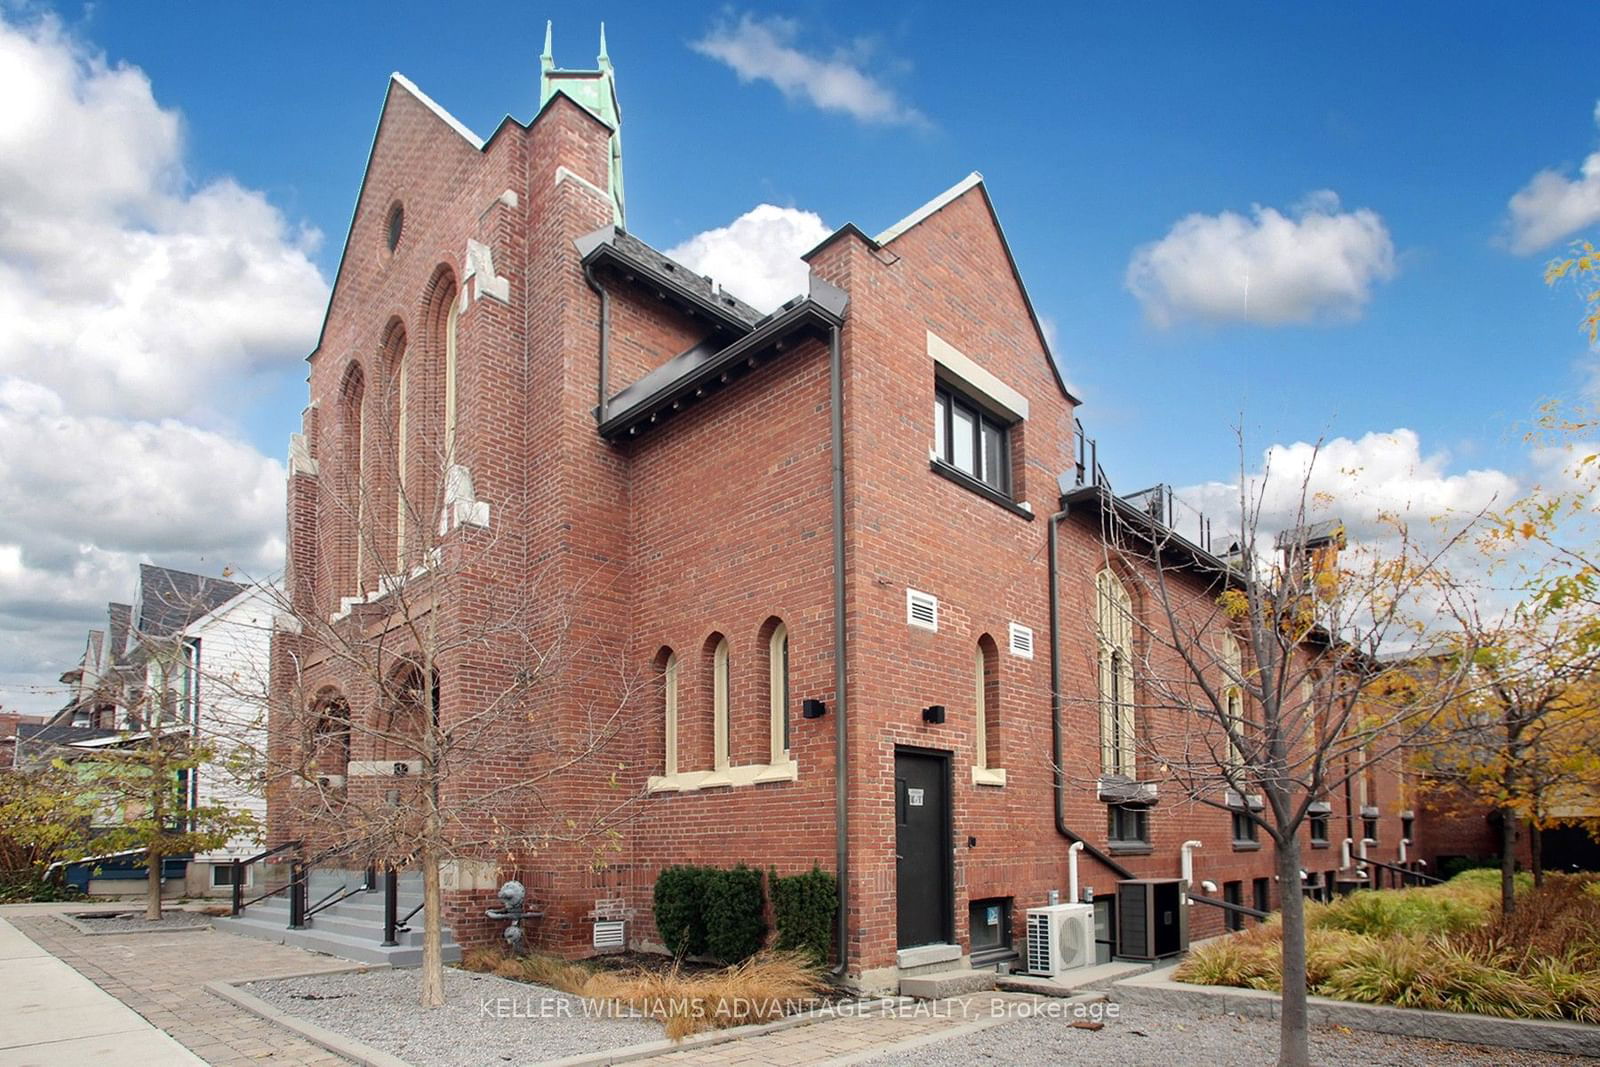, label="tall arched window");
[444,296,460,462]
[311,689,351,782]
[768,621,789,764]
[1221,633,1245,770]
[712,636,730,771]
[974,635,1003,784]
[338,362,367,598]
[657,649,678,775]
[1096,569,1136,777]
[380,322,409,569]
